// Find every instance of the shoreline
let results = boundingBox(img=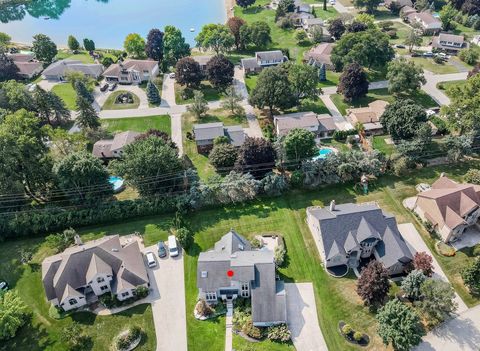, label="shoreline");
[225,0,235,19]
